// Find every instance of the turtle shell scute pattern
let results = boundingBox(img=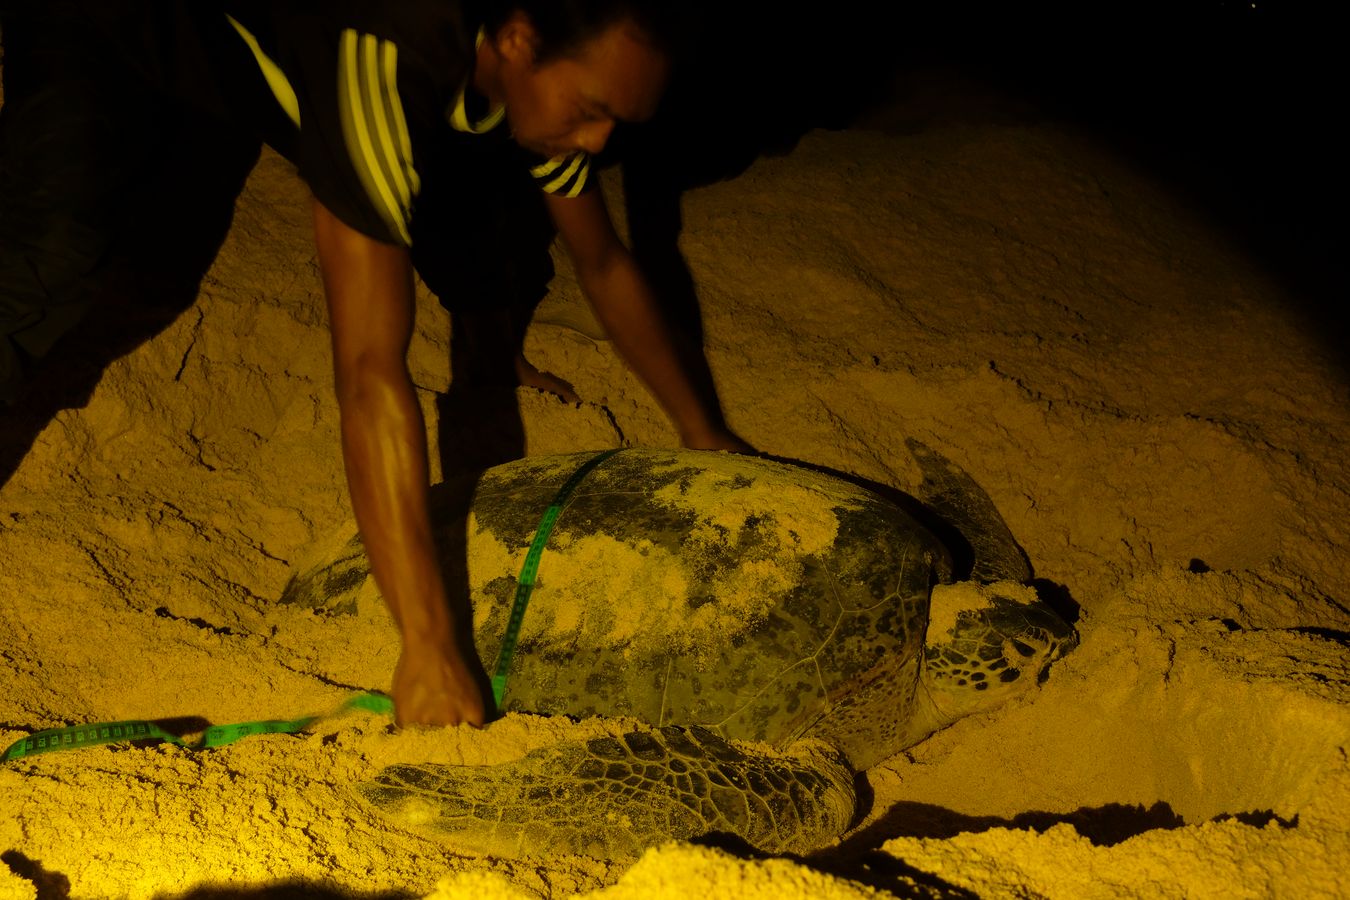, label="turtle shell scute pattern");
[467,450,947,768]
